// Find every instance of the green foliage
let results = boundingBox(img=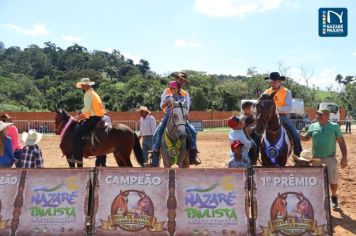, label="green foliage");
[0,41,342,112]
